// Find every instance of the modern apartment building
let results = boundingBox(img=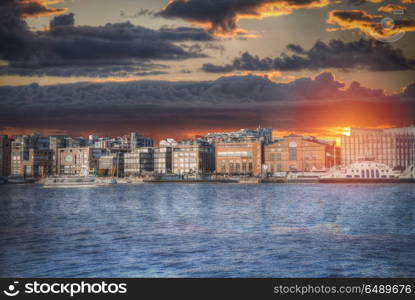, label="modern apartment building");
[124,147,154,176]
[64,136,87,148]
[341,126,415,170]
[172,140,215,175]
[154,147,172,174]
[58,147,108,175]
[49,136,68,175]
[264,135,339,173]
[20,149,53,177]
[98,155,118,176]
[154,139,176,174]
[11,136,30,176]
[215,140,263,176]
